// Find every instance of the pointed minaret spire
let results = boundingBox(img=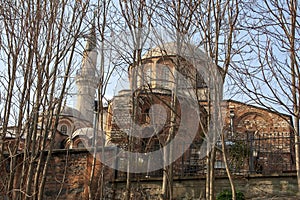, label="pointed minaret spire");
[75,12,98,123]
[85,12,97,51]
